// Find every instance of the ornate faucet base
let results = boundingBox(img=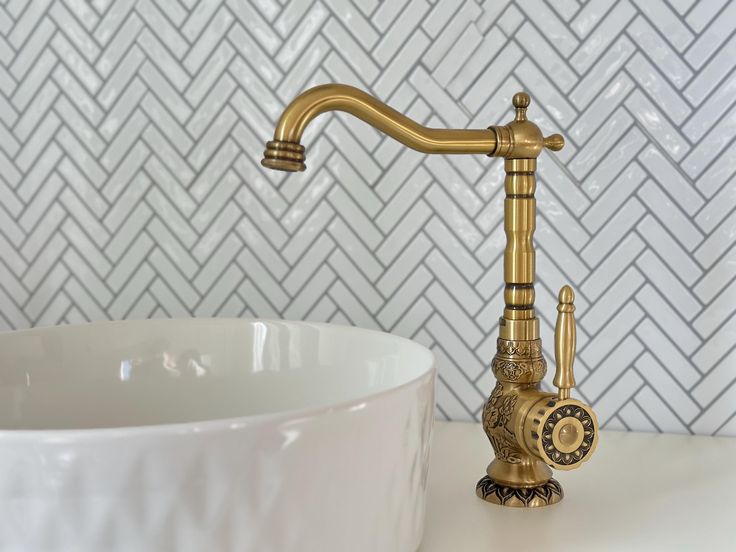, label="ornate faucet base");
[475,476,563,508]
